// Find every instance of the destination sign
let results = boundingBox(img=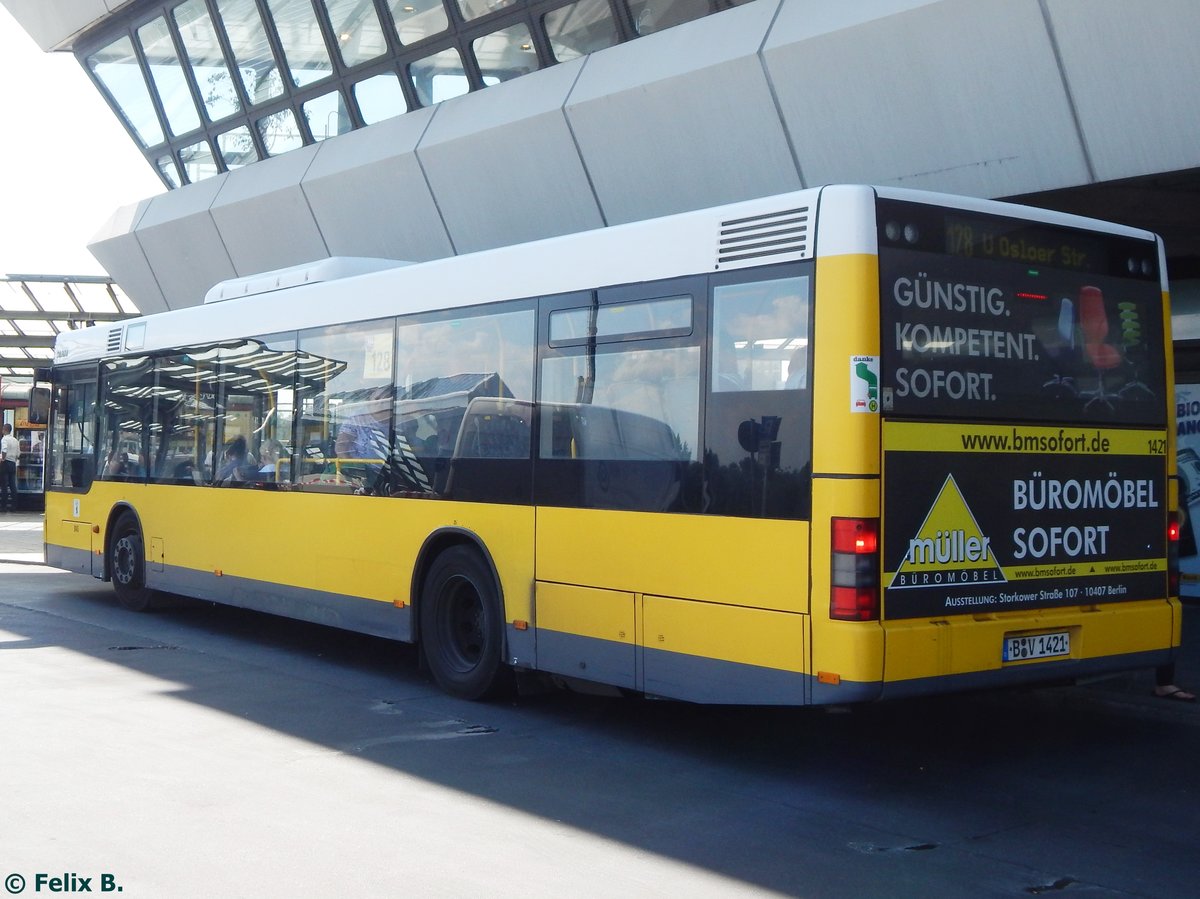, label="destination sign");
[877,198,1160,282]
[876,200,1166,427]
[943,215,1107,274]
